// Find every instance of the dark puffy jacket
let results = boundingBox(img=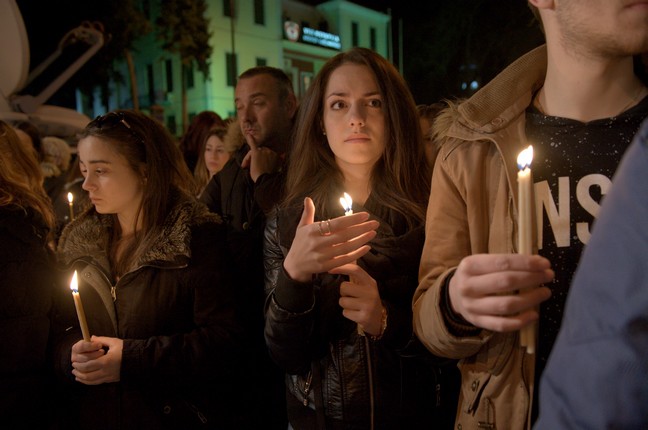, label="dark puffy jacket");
[263,196,459,430]
[0,206,61,429]
[199,146,289,429]
[53,193,244,430]
[199,145,284,281]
